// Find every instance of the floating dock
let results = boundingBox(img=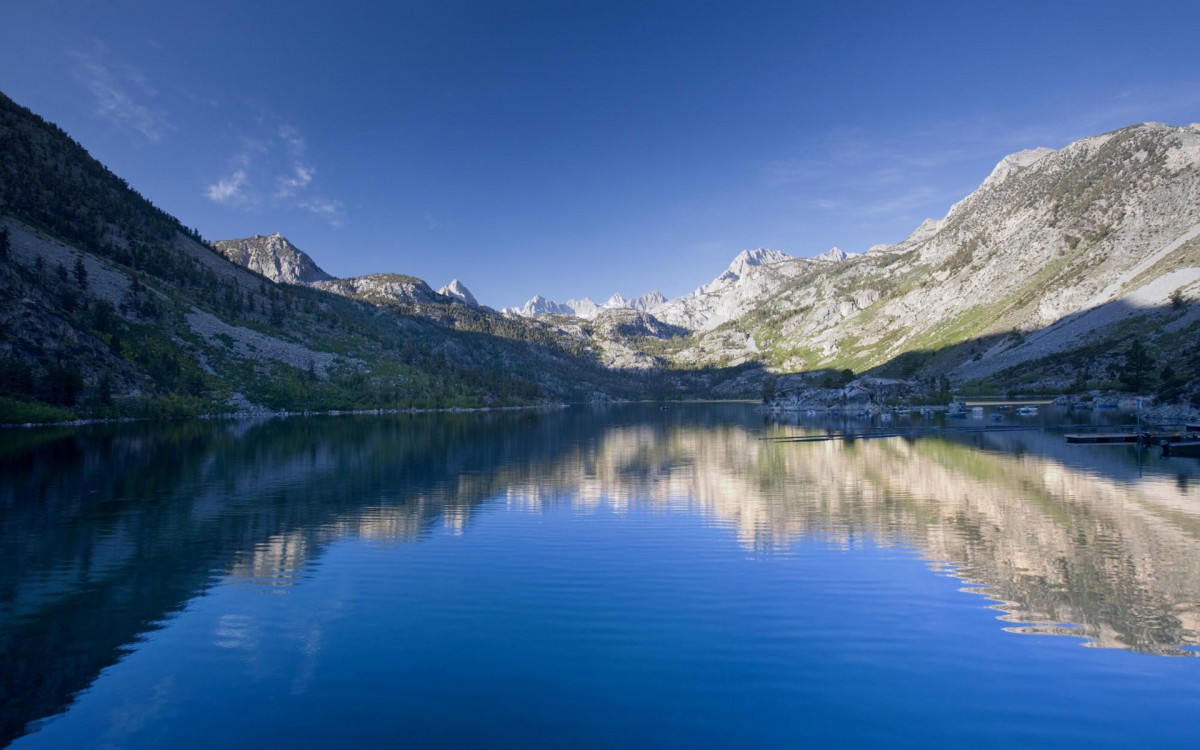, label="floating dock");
[1064,432,1189,445]
[1162,441,1200,458]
